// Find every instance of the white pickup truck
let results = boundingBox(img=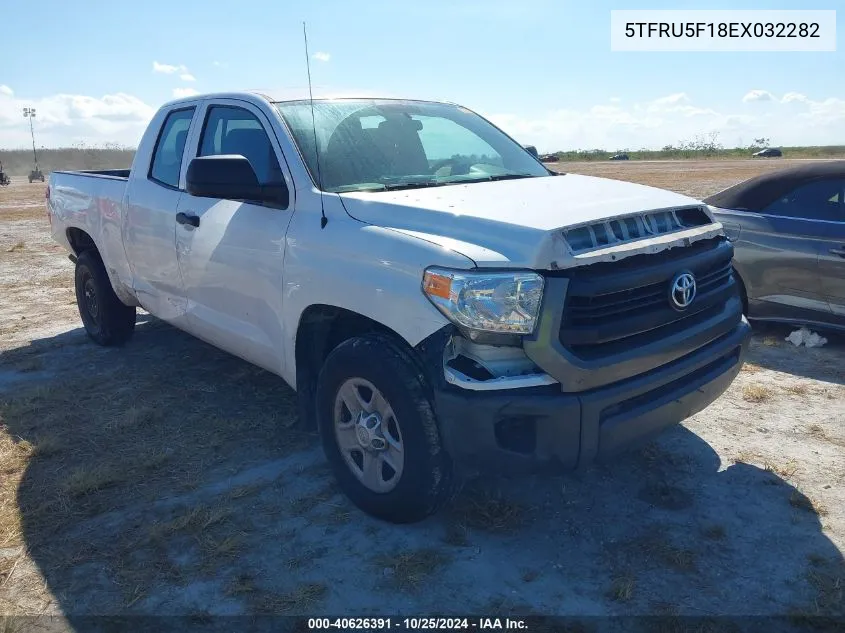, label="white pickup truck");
[48,92,751,522]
